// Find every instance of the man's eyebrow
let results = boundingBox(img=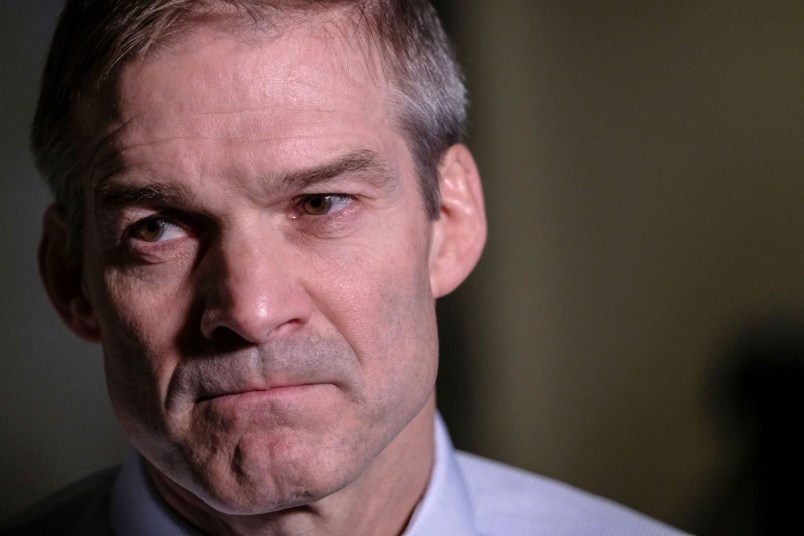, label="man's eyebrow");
[277,150,396,192]
[96,181,183,207]
[94,150,396,207]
